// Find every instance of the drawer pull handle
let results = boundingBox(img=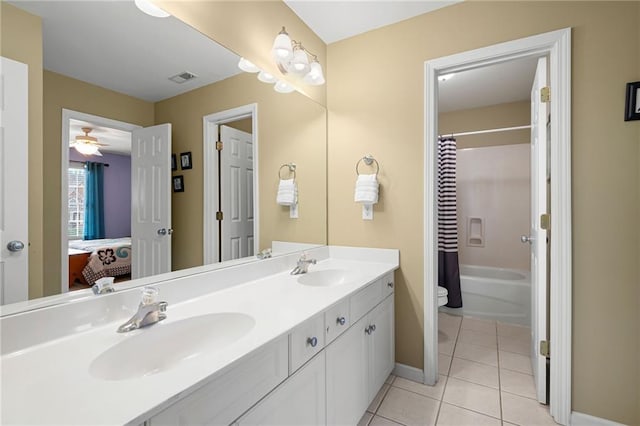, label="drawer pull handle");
[337,316,346,326]
[387,282,394,288]
[307,336,318,347]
